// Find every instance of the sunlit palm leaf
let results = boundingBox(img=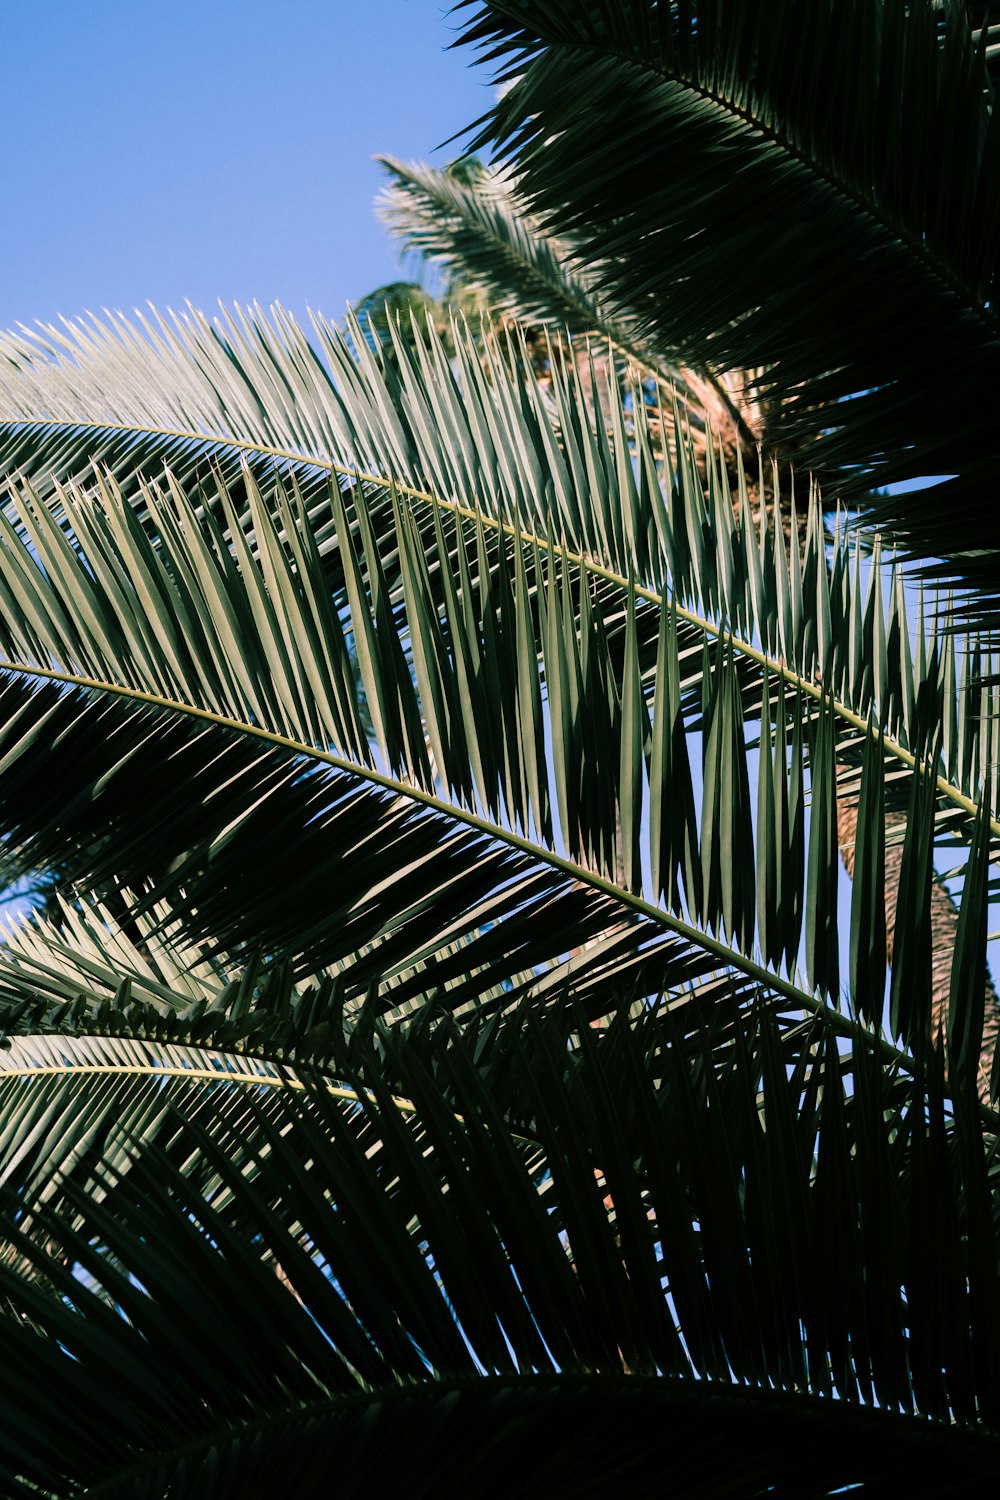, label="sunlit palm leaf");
[377,155,615,336]
[0,306,989,826]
